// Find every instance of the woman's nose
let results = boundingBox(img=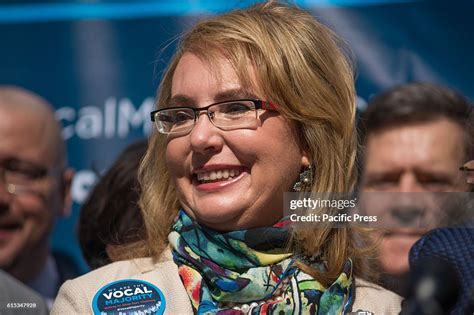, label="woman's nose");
[189,112,224,155]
